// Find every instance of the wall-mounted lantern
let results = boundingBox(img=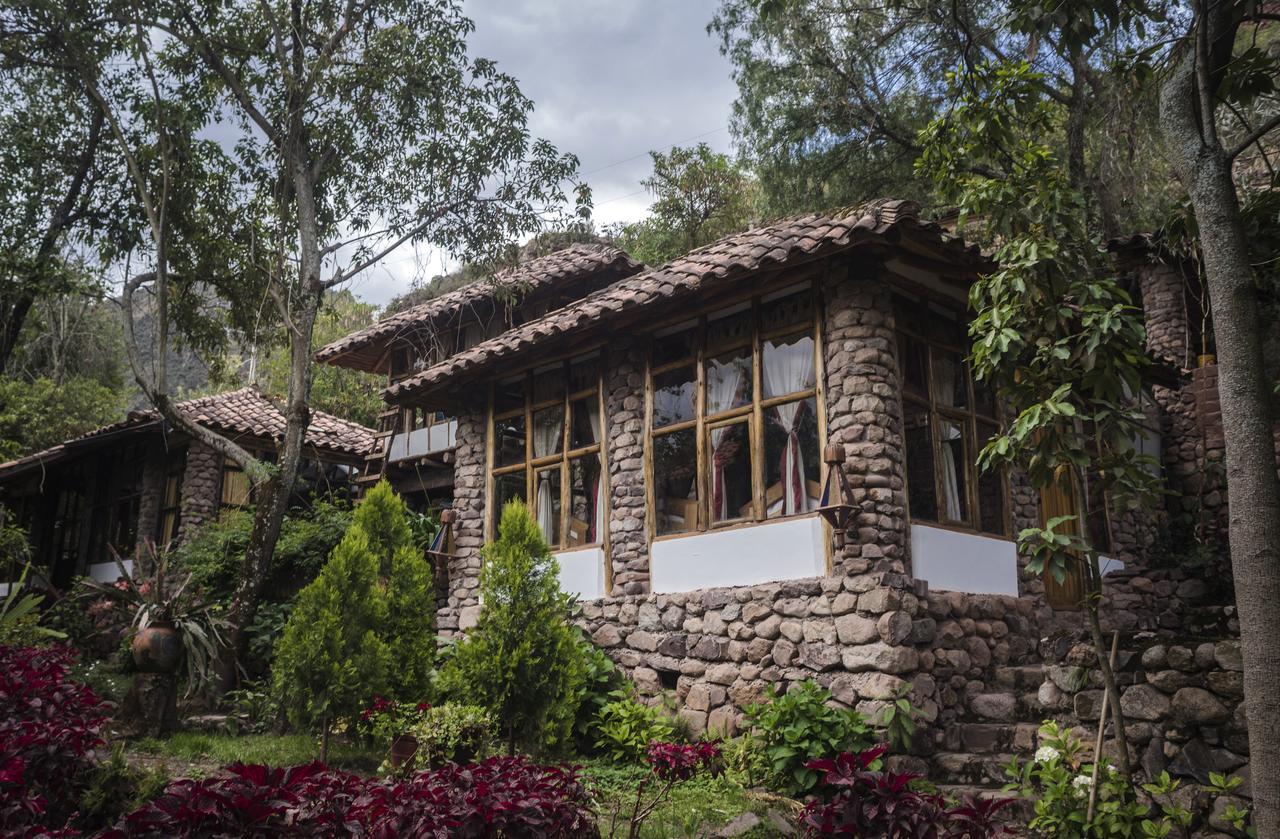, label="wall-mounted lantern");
[816,443,855,549]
